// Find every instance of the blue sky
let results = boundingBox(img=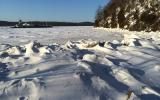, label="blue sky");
[0,0,109,22]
